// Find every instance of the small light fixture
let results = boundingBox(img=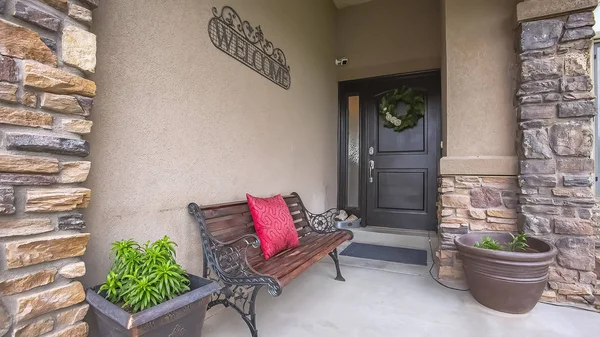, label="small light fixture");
[335,57,348,66]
